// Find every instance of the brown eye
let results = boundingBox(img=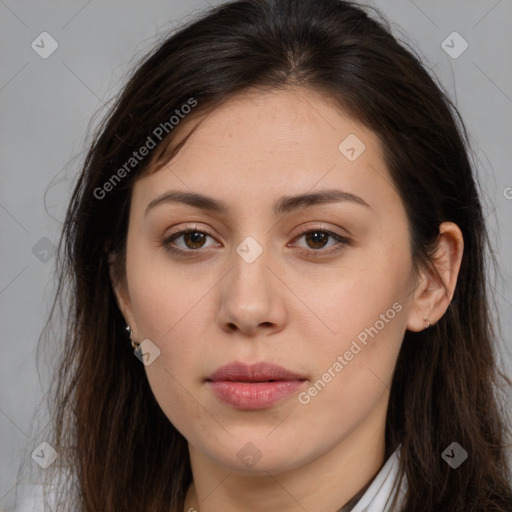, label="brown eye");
[304,231,330,249]
[181,231,207,249]
[290,228,350,257]
[162,228,218,254]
